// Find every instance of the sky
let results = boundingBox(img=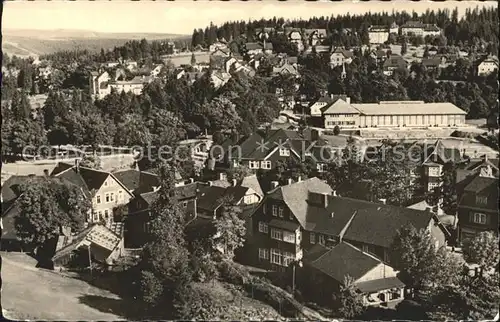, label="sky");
[3,0,497,35]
